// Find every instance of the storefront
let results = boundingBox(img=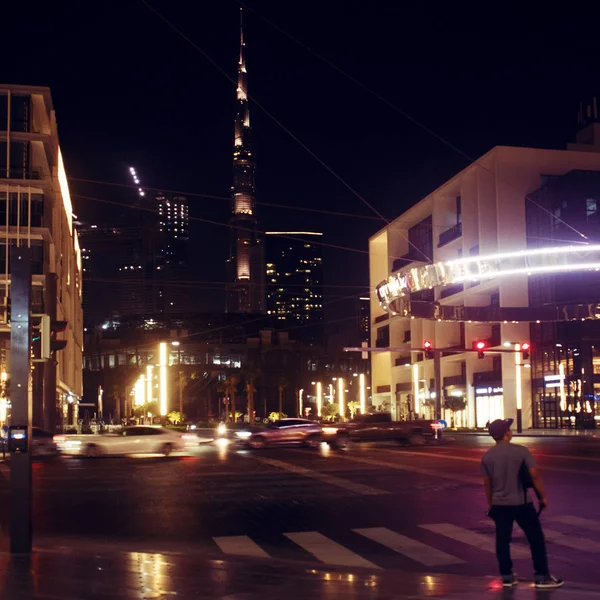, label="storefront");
[474,383,504,429]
